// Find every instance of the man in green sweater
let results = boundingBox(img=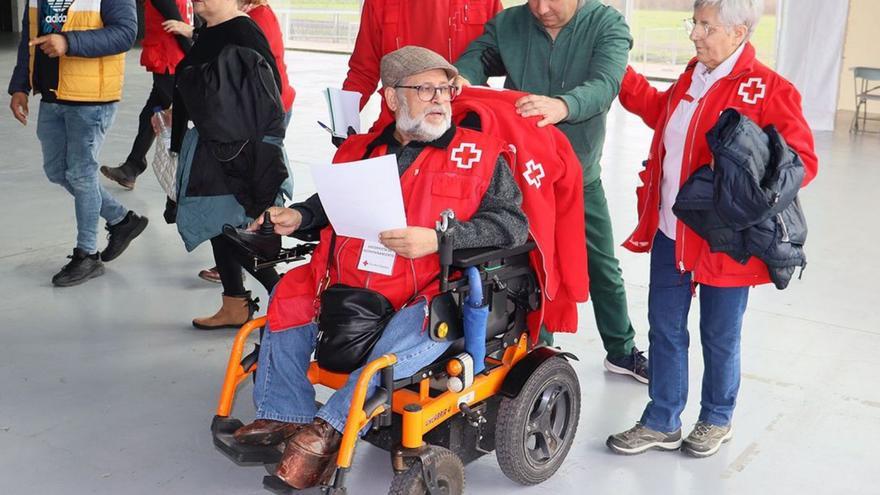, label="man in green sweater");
[455,0,647,383]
